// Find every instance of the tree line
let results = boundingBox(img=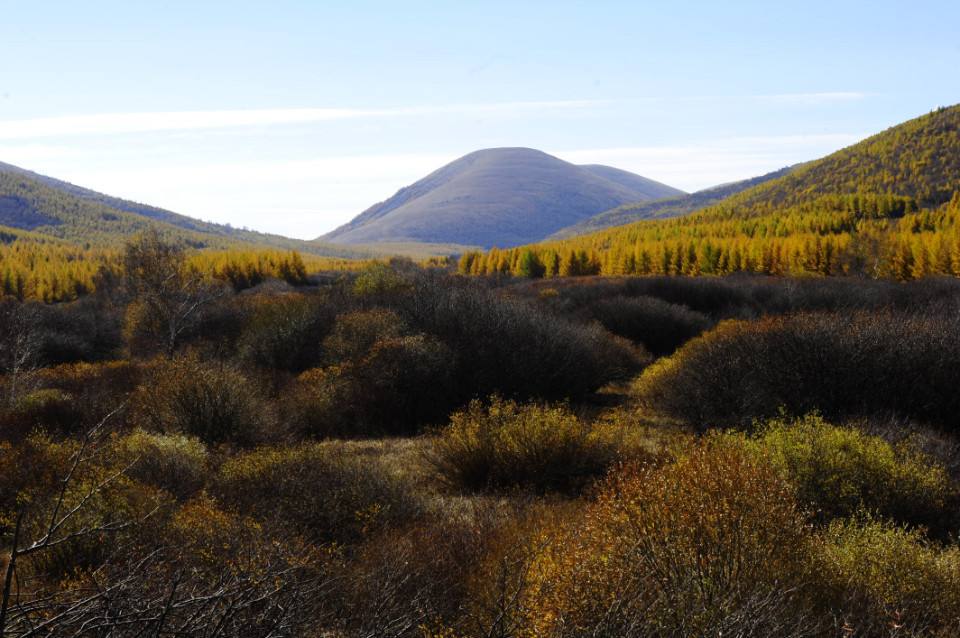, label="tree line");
[462,191,960,281]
